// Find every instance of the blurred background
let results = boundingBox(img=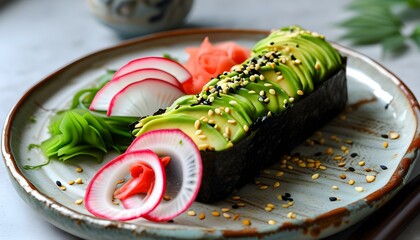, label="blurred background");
[0,0,419,239]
